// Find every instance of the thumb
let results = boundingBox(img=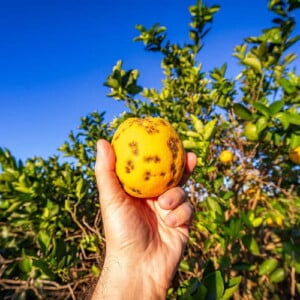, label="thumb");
[95,139,124,207]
